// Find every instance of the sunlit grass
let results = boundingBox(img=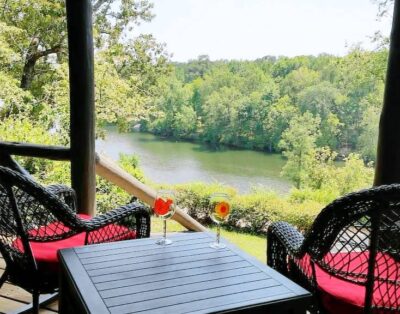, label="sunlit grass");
[151,218,187,233]
[150,219,266,263]
[210,227,266,263]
